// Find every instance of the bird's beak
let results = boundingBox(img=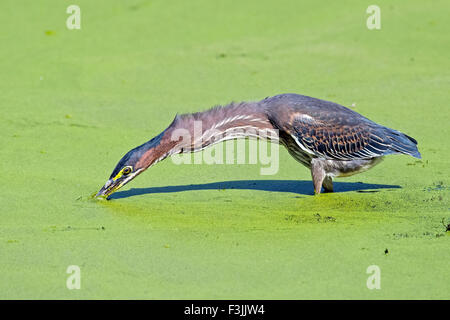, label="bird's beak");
[95,168,142,199]
[95,178,122,198]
